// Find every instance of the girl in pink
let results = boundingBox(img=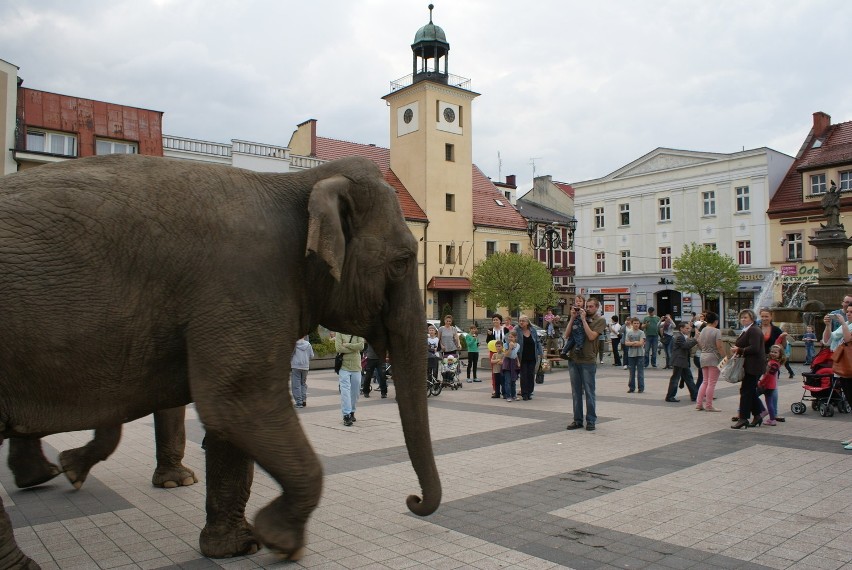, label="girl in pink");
[757,344,783,425]
[696,311,723,412]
